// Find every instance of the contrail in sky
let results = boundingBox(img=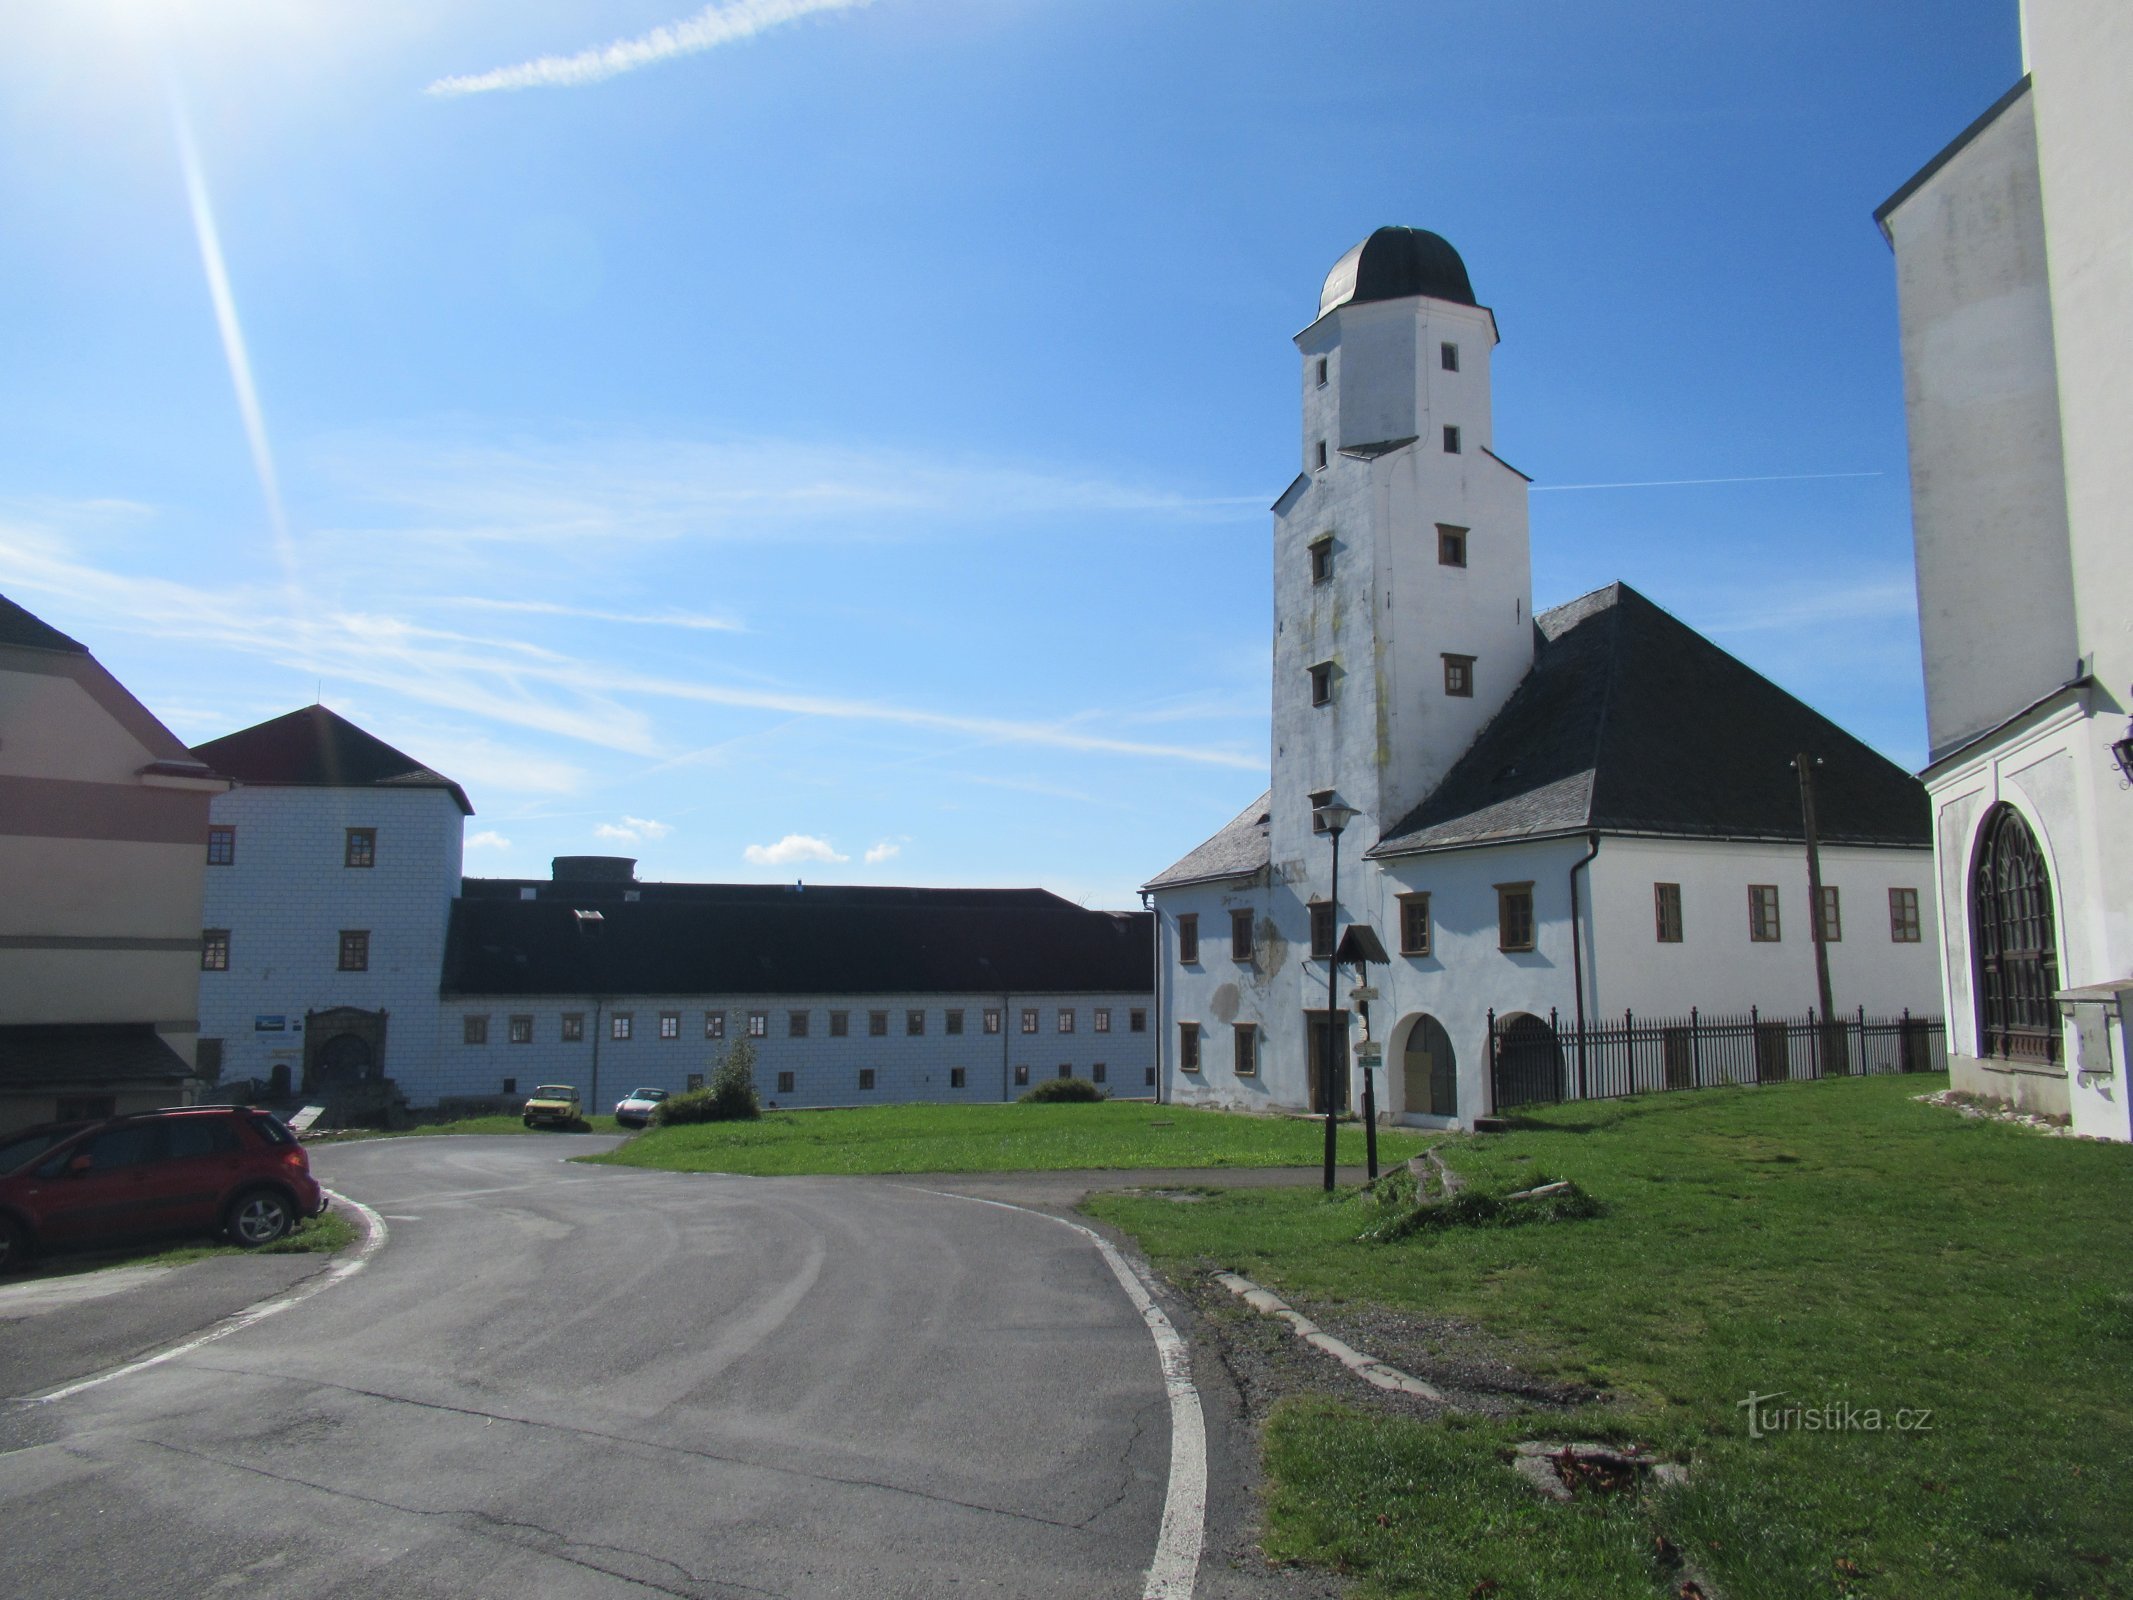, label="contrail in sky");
[427,0,876,96]
[1531,471,1884,493]
[170,92,301,595]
